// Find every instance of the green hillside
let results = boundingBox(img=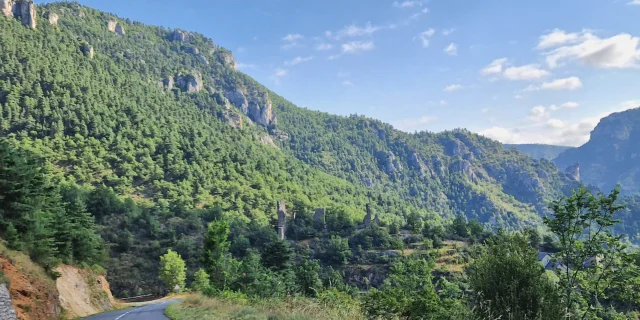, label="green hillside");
[0,1,581,295]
